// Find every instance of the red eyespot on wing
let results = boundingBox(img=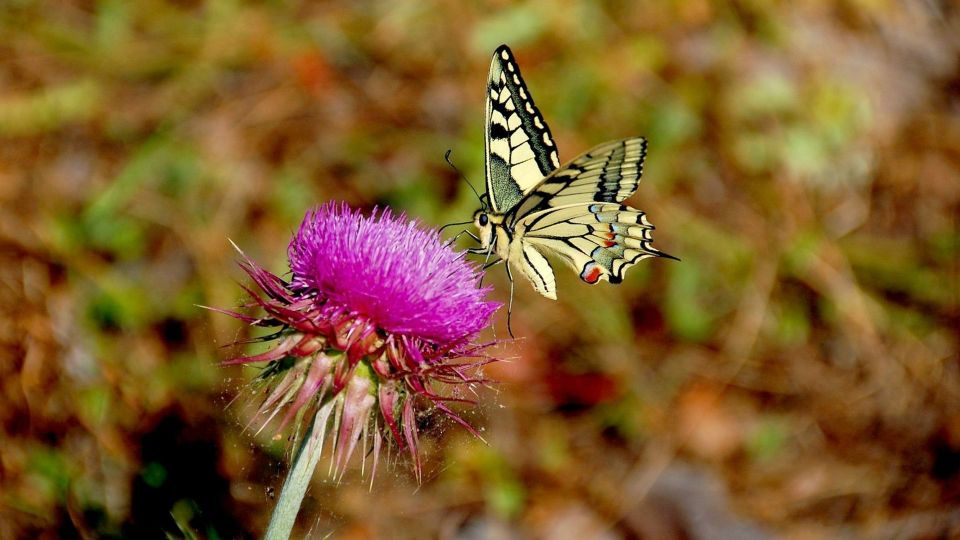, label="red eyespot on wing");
[580,263,602,284]
[602,231,616,247]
